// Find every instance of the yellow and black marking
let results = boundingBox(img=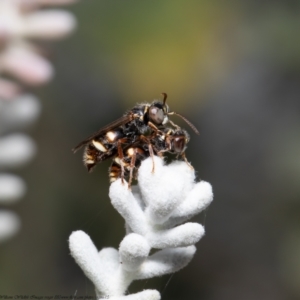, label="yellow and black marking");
[109,146,148,187]
[82,129,126,172]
